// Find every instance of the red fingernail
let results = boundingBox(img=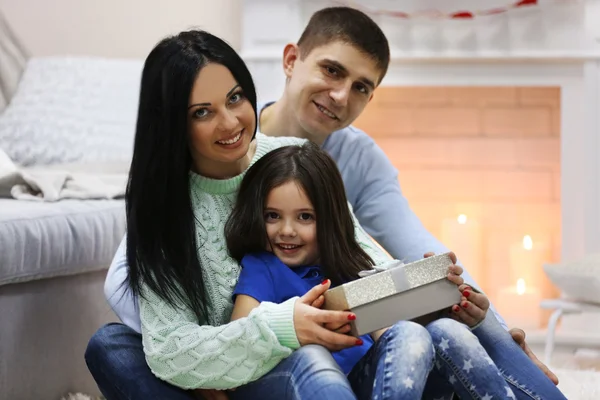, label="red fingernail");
[321,279,329,285]
[348,314,356,321]
[355,339,363,346]
[453,305,460,312]
[463,291,470,298]
[462,302,469,308]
